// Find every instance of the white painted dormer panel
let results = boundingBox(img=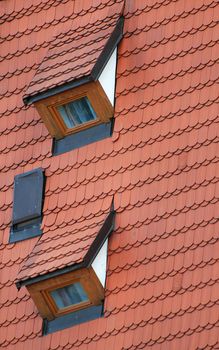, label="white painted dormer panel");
[98,48,117,107]
[91,239,108,287]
